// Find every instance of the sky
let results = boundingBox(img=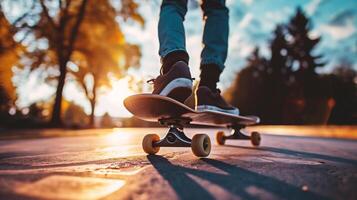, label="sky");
[8,0,357,117]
